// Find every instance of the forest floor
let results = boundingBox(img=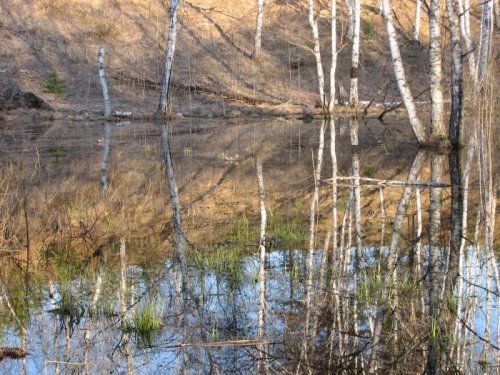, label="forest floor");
[1,0,496,125]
